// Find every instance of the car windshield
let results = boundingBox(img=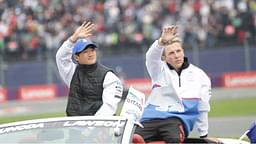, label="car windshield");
[0,117,128,143]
